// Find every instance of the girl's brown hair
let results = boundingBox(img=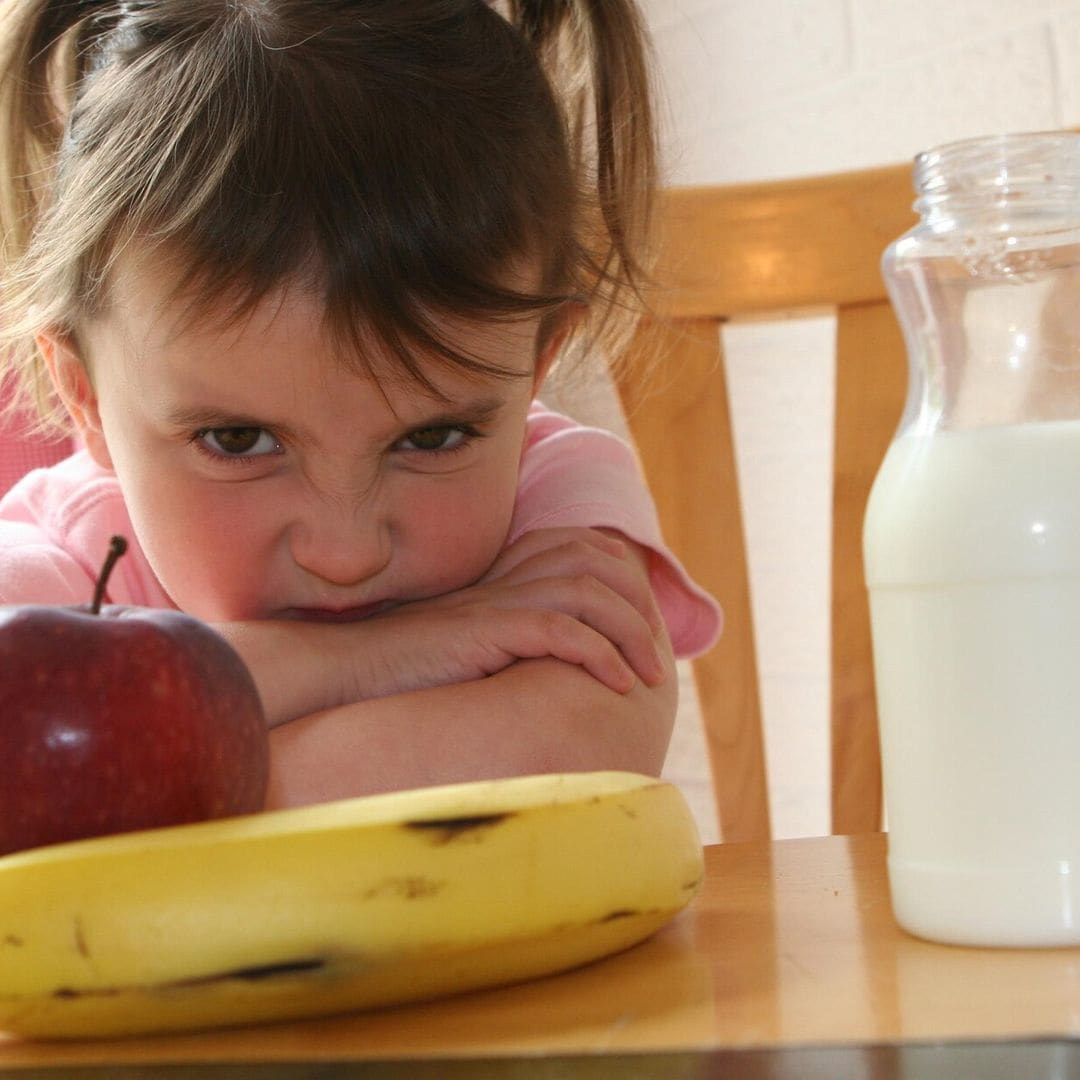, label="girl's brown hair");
[0,0,657,430]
